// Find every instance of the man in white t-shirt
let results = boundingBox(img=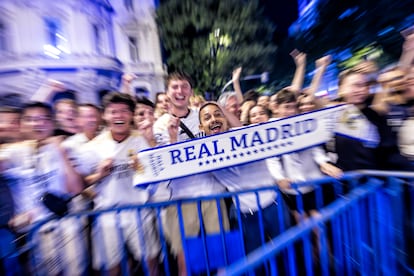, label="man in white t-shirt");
[153,72,230,276]
[198,102,292,258]
[0,102,86,275]
[77,93,160,276]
